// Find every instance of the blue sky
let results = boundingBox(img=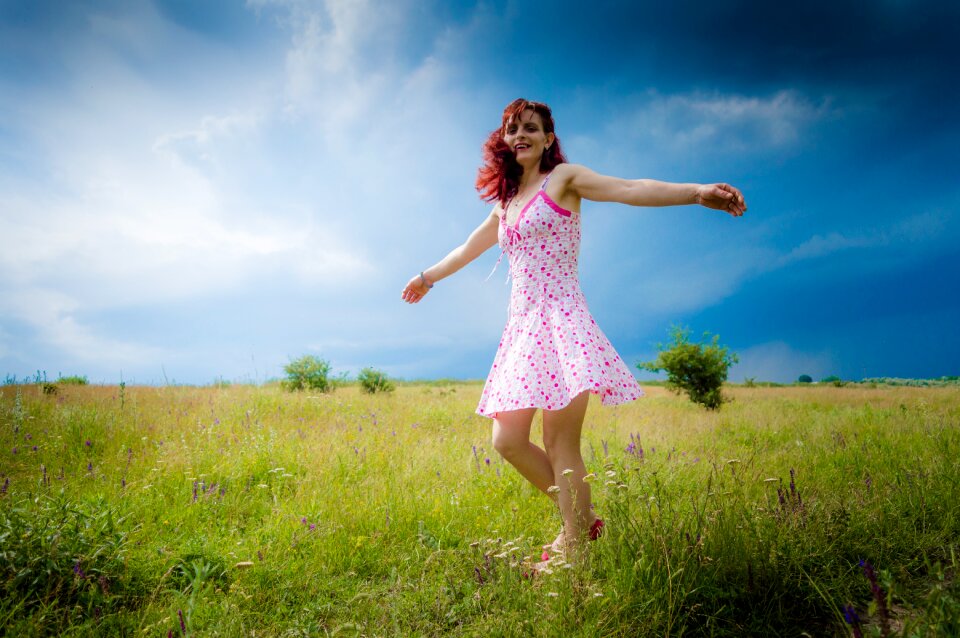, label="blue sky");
[1,0,957,385]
